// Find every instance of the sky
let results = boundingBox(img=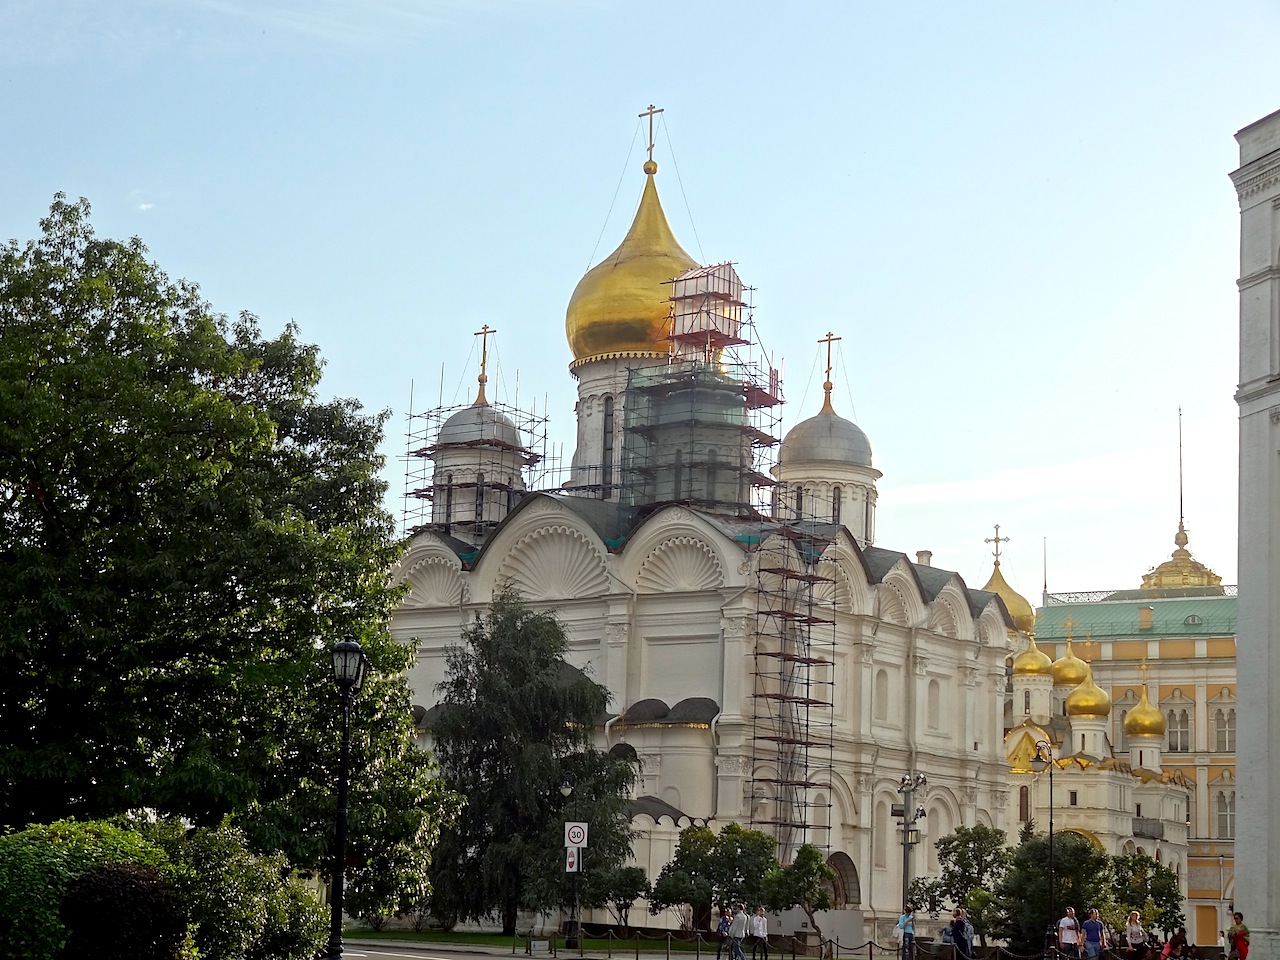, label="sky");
[4,0,1277,598]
